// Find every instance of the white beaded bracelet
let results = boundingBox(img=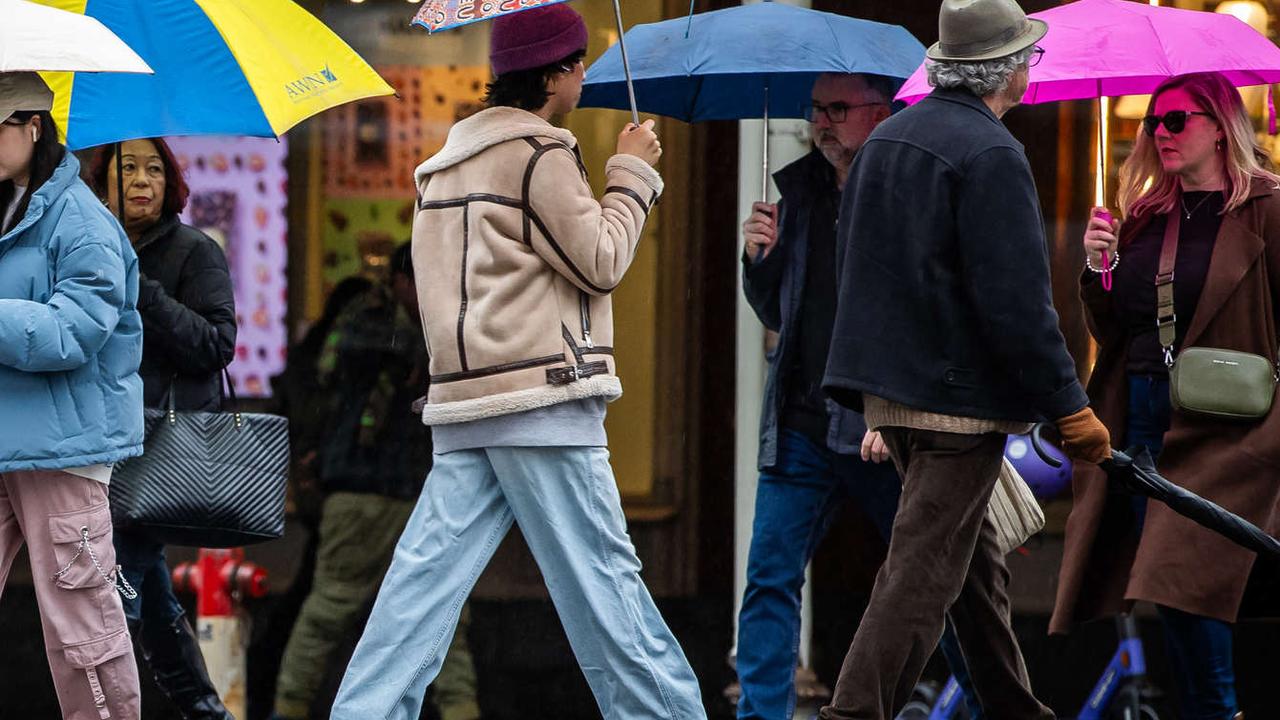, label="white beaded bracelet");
[1085,250,1120,273]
